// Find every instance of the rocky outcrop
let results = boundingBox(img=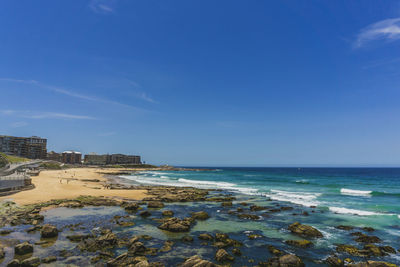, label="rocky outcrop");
[351,232,381,243]
[215,249,234,262]
[264,254,305,267]
[158,217,194,232]
[123,202,139,211]
[285,239,313,248]
[288,222,323,238]
[199,233,214,241]
[180,255,218,267]
[40,224,58,238]
[325,256,344,267]
[20,257,40,267]
[347,261,398,267]
[15,241,33,255]
[147,201,164,209]
[162,210,174,217]
[191,211,210,220]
